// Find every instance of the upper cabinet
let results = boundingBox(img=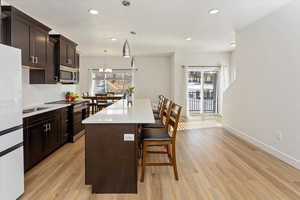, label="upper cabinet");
[1,6,79,84]
[0,0,2,43]
[1,6,51,69]
[50,35,78,68]
[45,38,58,84]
